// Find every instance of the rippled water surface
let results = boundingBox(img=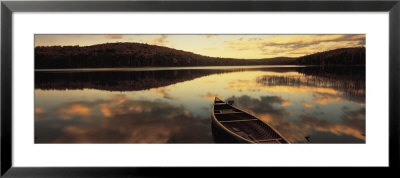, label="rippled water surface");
[35,66,365,143]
